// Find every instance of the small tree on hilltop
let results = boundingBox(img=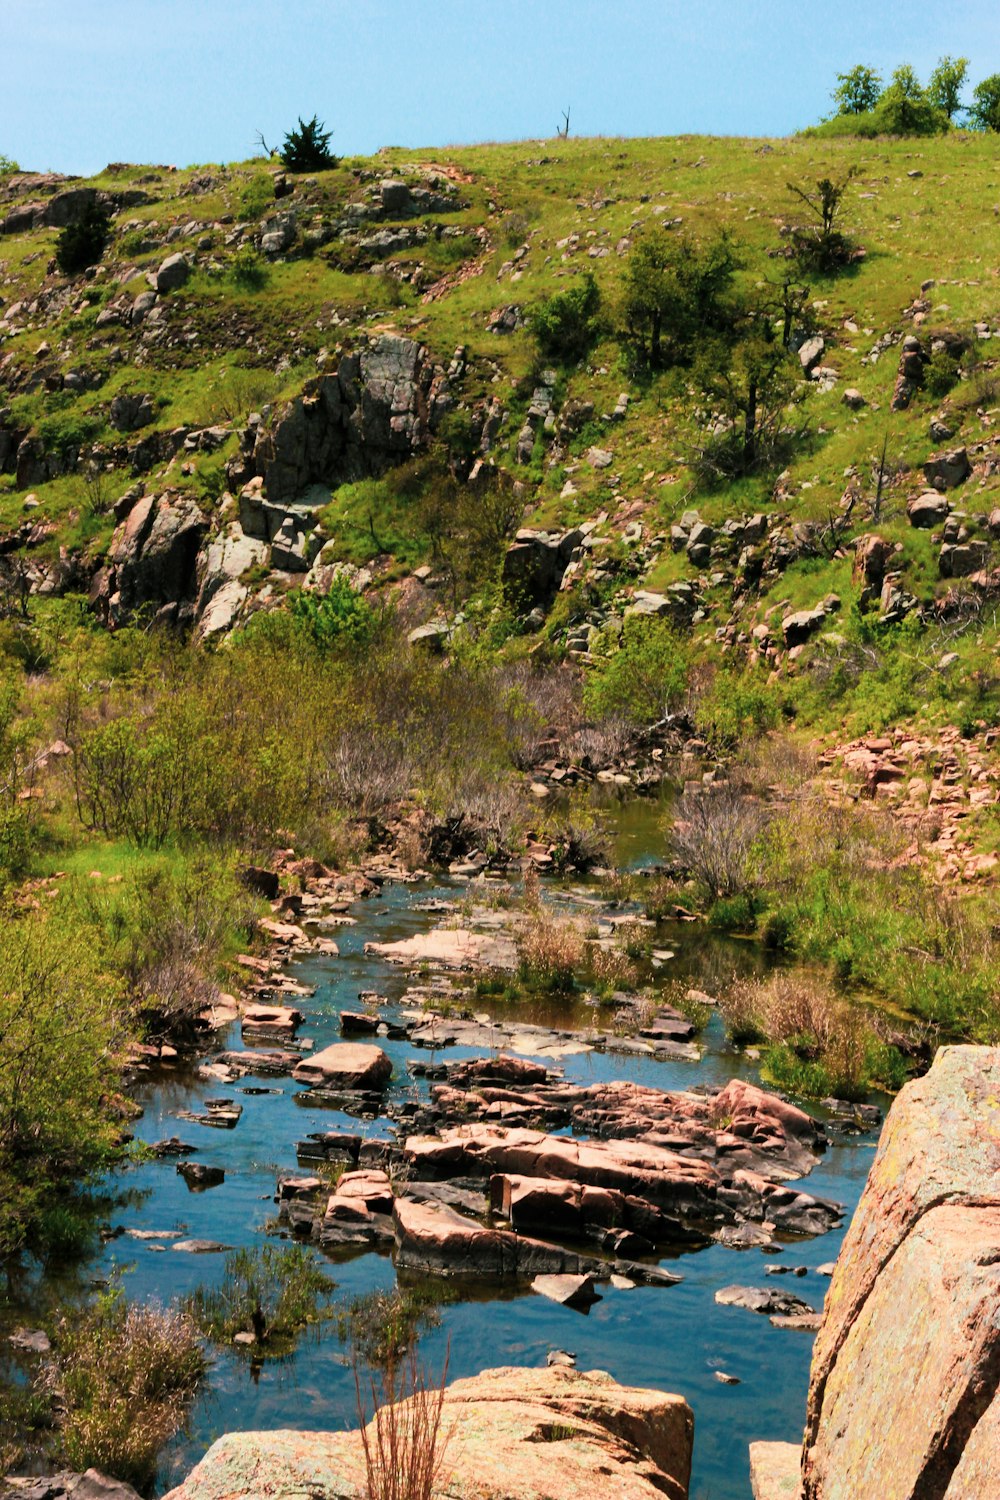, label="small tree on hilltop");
[280,115,338,172]
[55,200,112,275]
[832,65,882,115]
[970,74,1000,132]
[927,55,969,120]
[875,65,949,136]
